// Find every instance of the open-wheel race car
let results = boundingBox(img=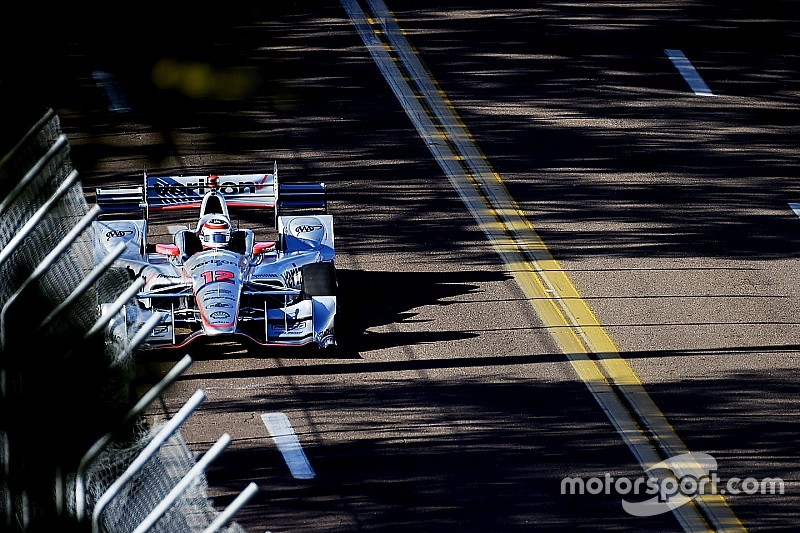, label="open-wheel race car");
[92,163,339,352]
